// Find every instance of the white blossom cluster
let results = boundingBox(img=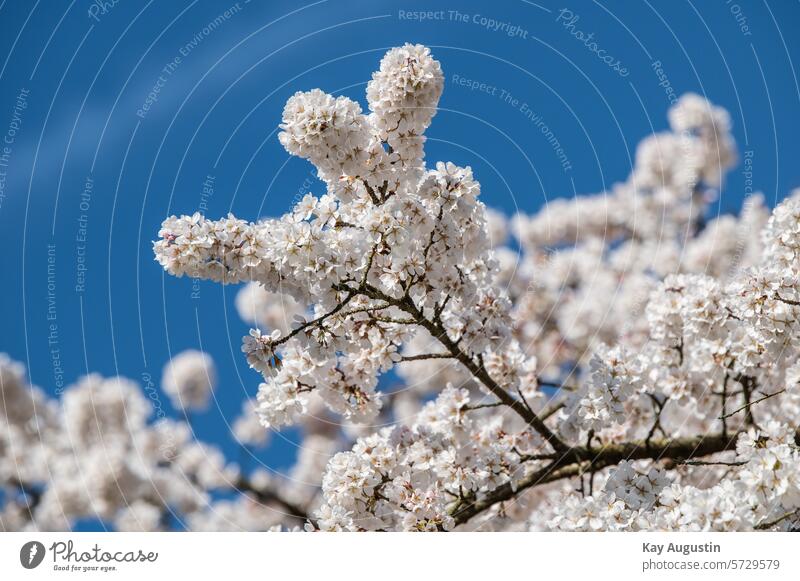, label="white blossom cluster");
[560,345,642,440]
[161,349,217,411]
[4,45,800,533]
[149,45,800,532]
[155,44,510,435]
[0,358,251,531]
[315,386,533,531]
[235,282,305,334]
[544,423,800,531]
